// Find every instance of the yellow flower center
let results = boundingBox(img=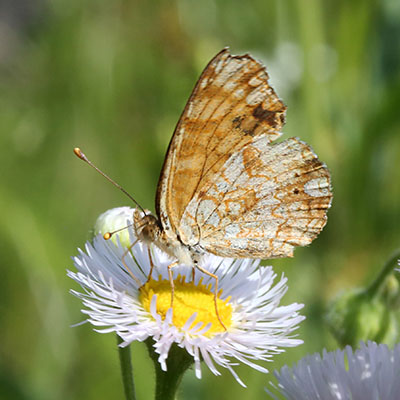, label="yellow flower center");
[139,276,232,336]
